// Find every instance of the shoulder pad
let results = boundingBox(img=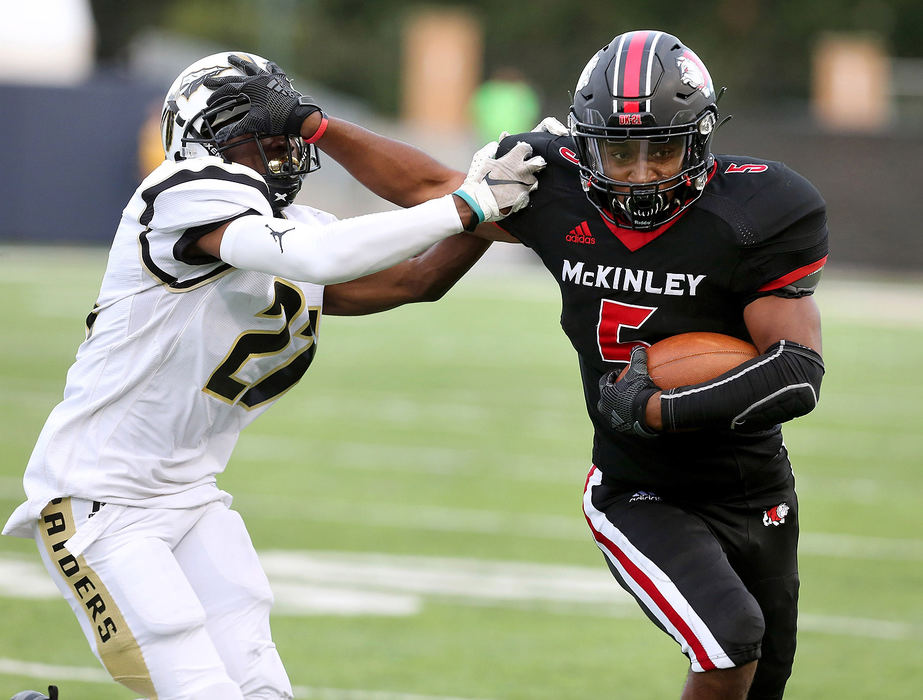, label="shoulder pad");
[699,156,825,246]
[138,158,274,232]
[496,131,579,170]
